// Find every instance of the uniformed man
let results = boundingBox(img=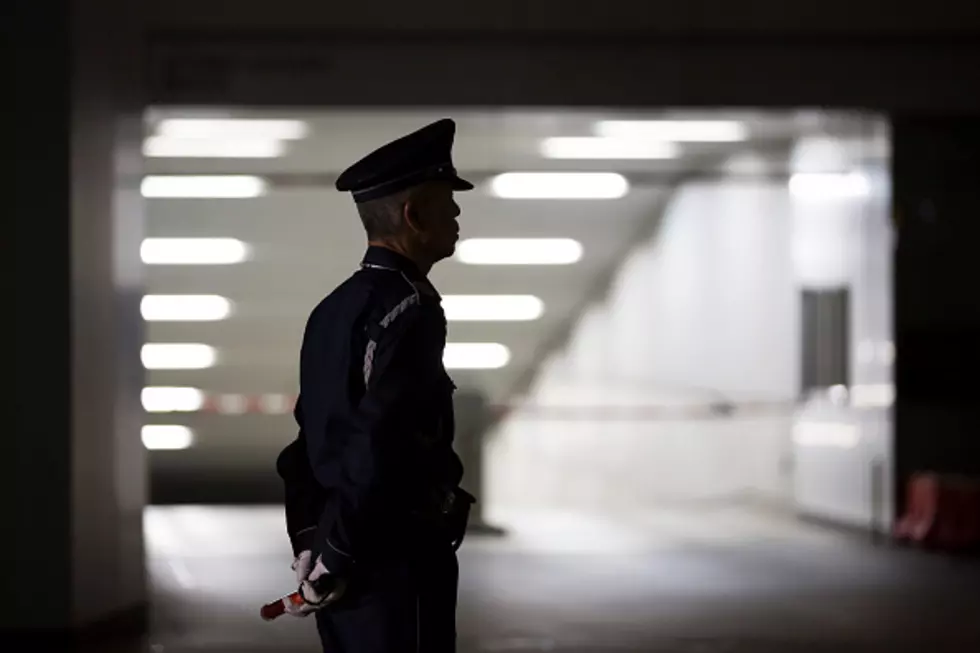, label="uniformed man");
[274,118,476,653]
